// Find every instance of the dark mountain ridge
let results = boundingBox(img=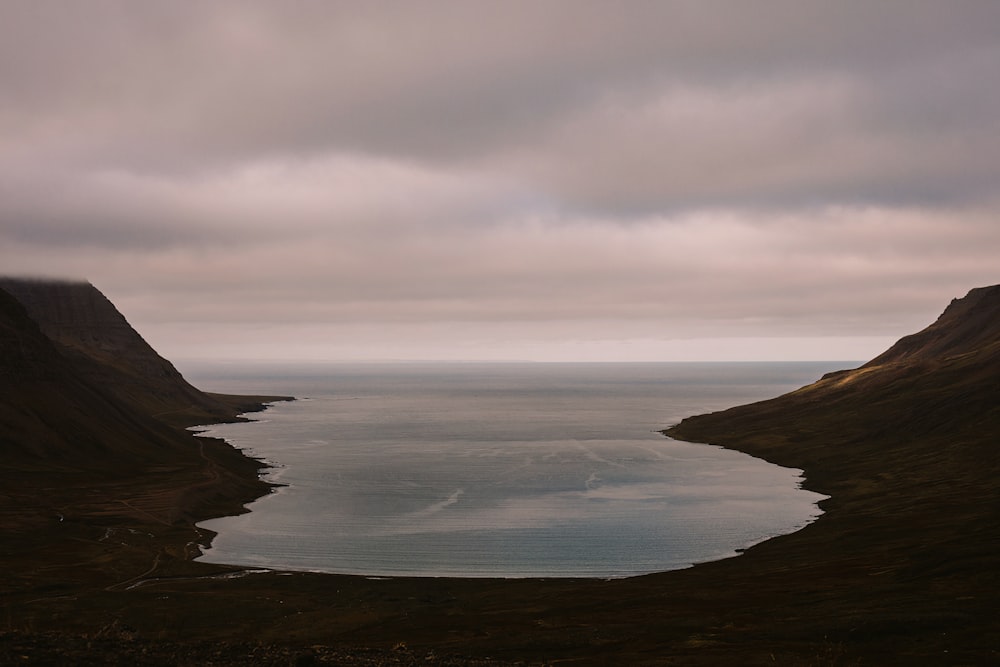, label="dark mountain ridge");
[0,277,265,427]
[864,284,1000,365]
[0,285,182,465]
[2,282,997,664]
[0,277,287,527]
[668,284,1000,486]
[663,285,1000,660]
